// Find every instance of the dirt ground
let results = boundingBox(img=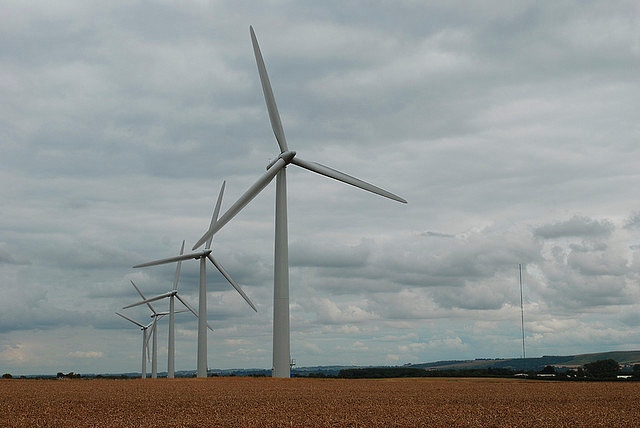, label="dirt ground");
[1,377,639,427]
